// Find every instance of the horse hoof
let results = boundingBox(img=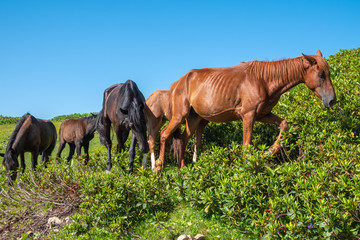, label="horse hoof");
[154,166,162,173]
[269,144,280,155]
[155,159,163,167]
